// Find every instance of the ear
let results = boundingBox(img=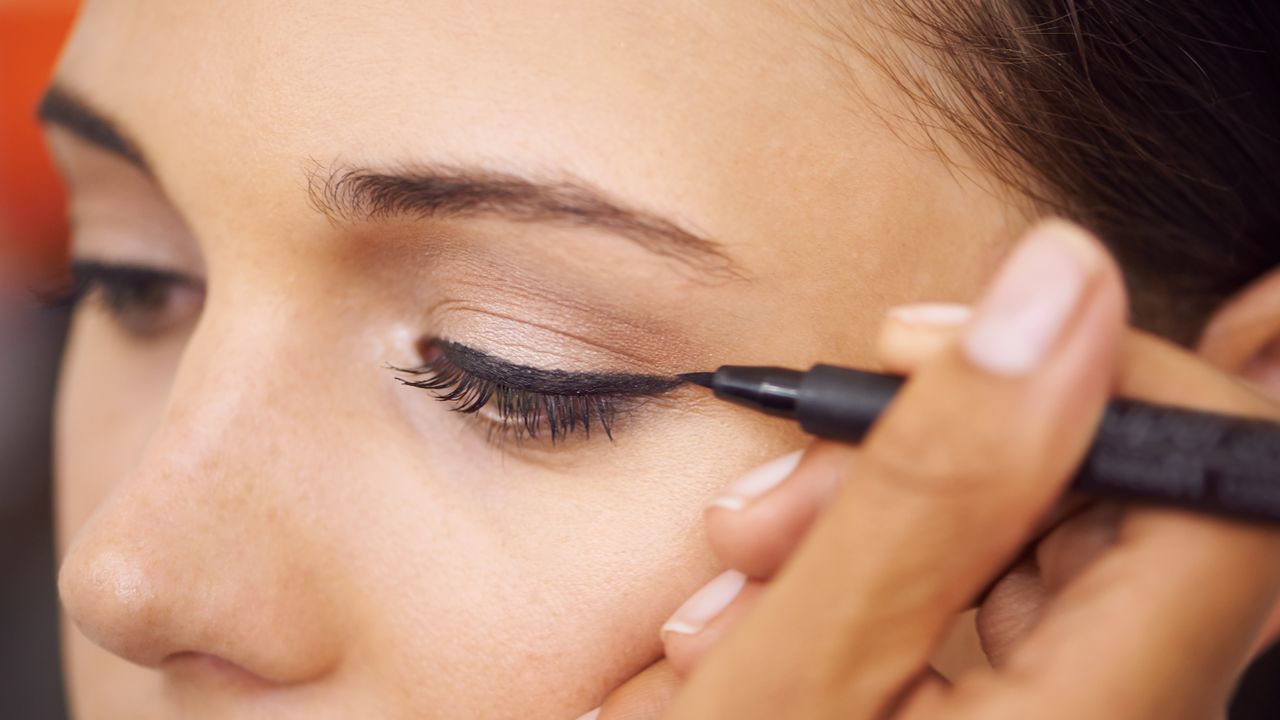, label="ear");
[1196,266,1280,398]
